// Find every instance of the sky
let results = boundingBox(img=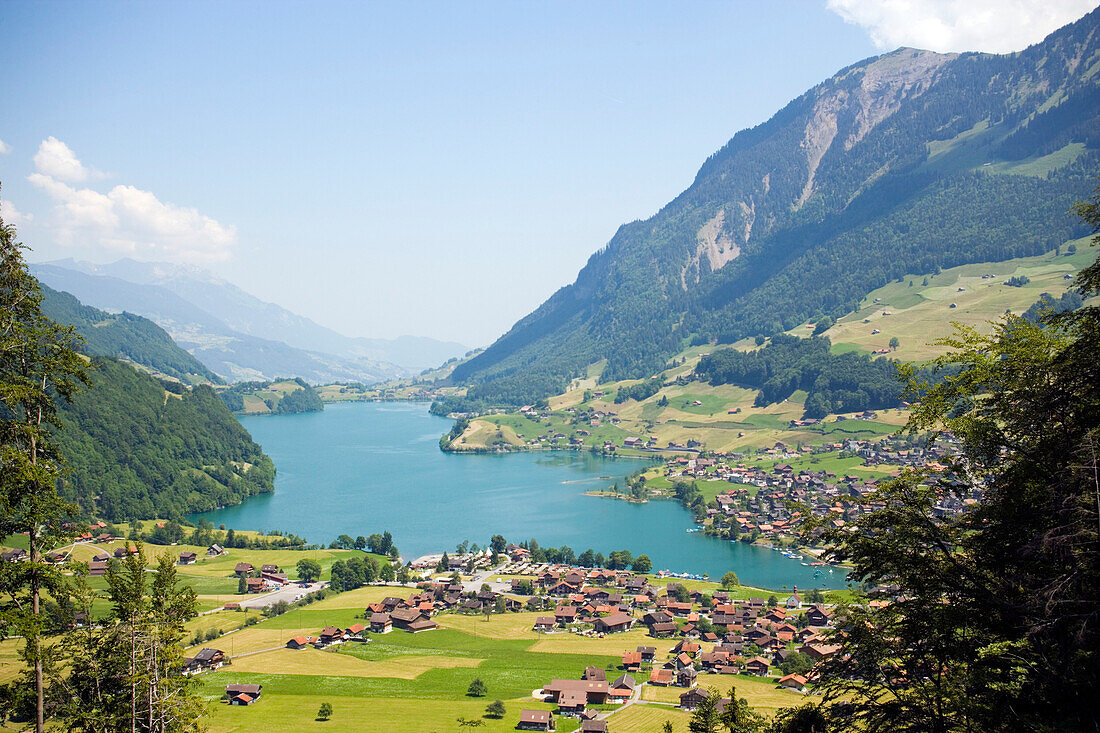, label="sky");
[0,0,1095,347]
